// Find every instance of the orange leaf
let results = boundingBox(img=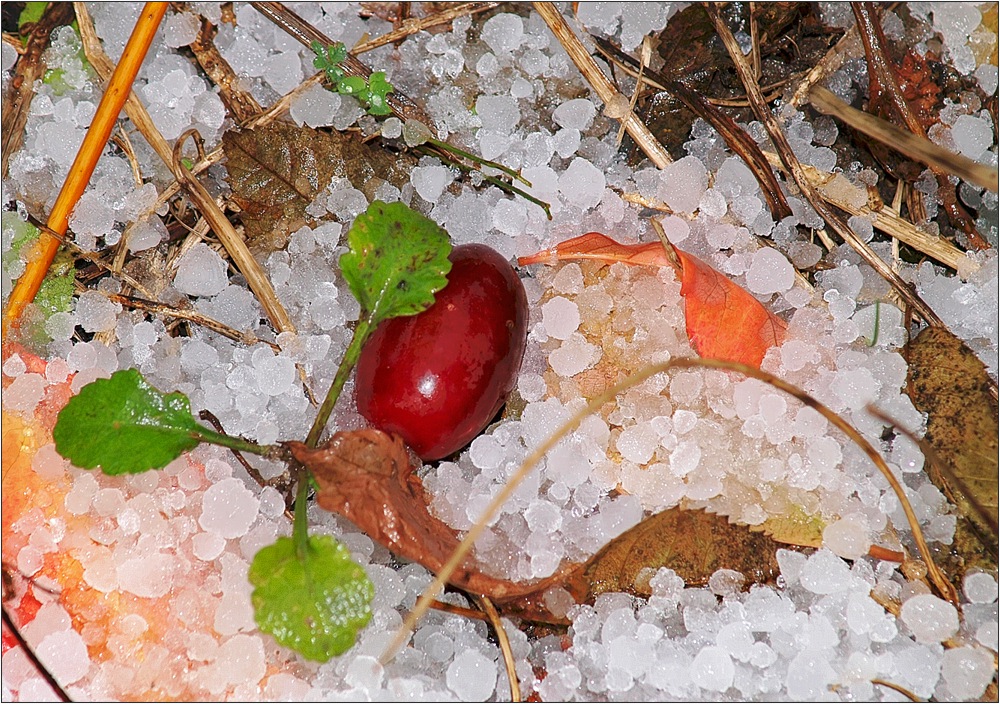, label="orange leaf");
[517,232,675,268]
[671,243,786,367]
[519,233,787,367]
